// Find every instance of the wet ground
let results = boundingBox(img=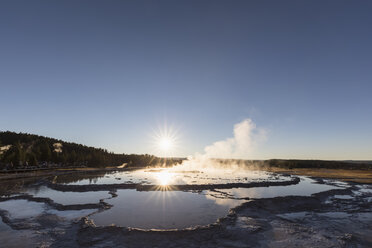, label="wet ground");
[0,167,371,247]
